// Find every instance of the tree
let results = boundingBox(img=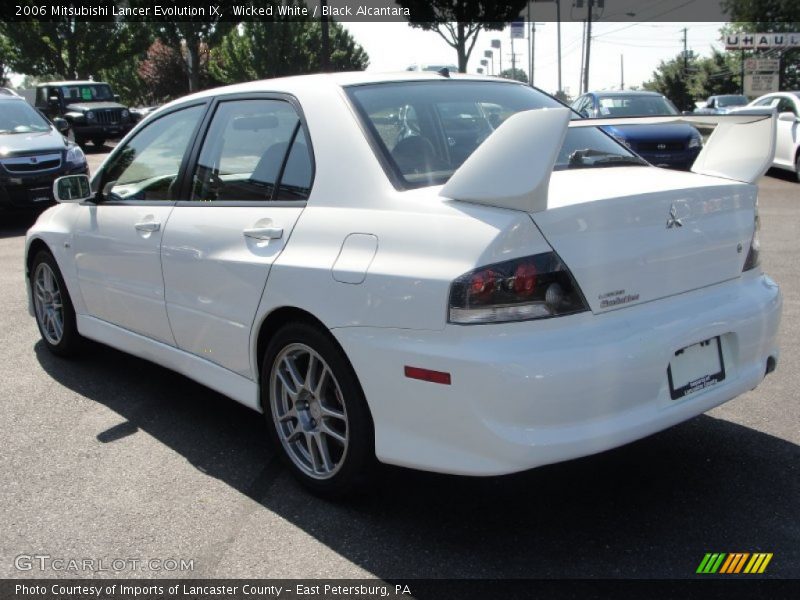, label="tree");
[0,34,12,87]
[211,19,368,84]
[722,0,800,91]
[137,39,193,103]
[151,1,237,92]
[499,67,528,83]
[642,54,698,111]
[0,14,151,81]
[397,1,529,73]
